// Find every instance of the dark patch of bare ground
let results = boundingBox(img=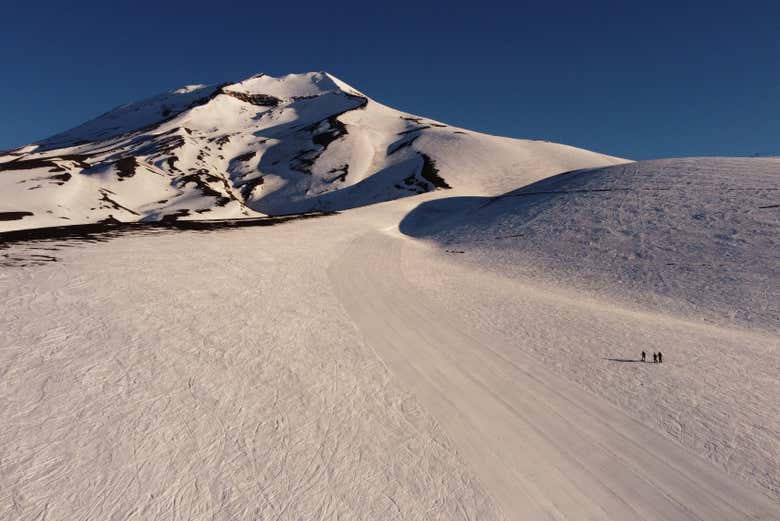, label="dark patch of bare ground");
[326,165,348,183]
[0,211,34,221]
[49,172,72,184]
[287,94,368,175]
[212,135,231,148]
[177,170,232,206]
[238,177,264,199]
[233,151,256,162]
[0,154,90,171]
[397,126,431,136]
[115,157,138,178]
[99,189,139,215]
[393,154,451,194]
[0,211,335,267]
[387,135,419,156]
[399,116,446,129]
[396,174,430,194]
[311,116,348,148]
[222,90,281,107]
[289,117,350,175]
[419,153,451,189]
